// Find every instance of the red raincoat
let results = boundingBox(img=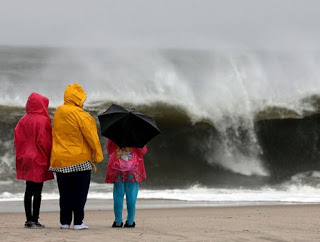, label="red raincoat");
[14,92,54,182]
[105,140,147,184]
